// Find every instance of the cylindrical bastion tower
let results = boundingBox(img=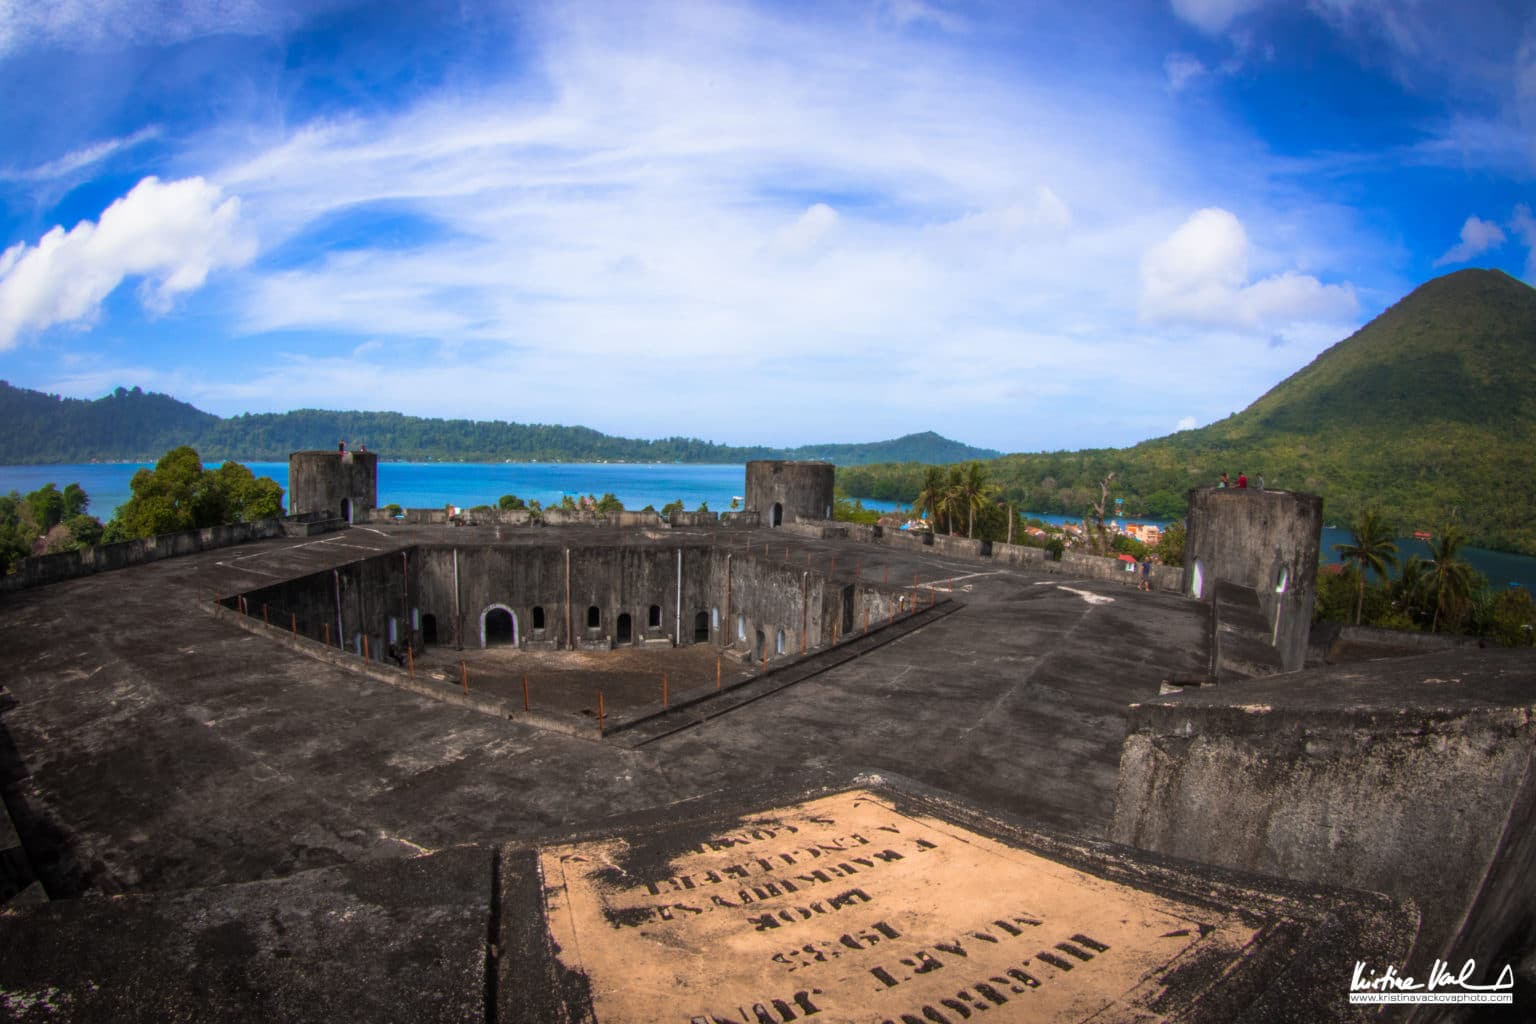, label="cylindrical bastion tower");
[289,449,379,524]
[1182,486,1322,671]
[745,460,835,527]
